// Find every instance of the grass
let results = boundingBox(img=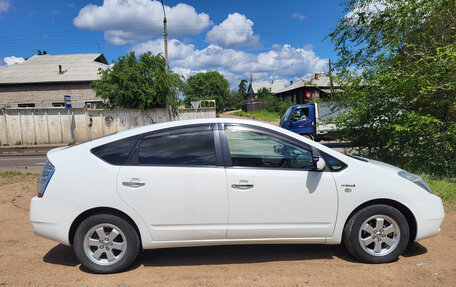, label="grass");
[427,178,456,210]
[0,171,39,185]
[0,171,37,177]
[233,109,281,122]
